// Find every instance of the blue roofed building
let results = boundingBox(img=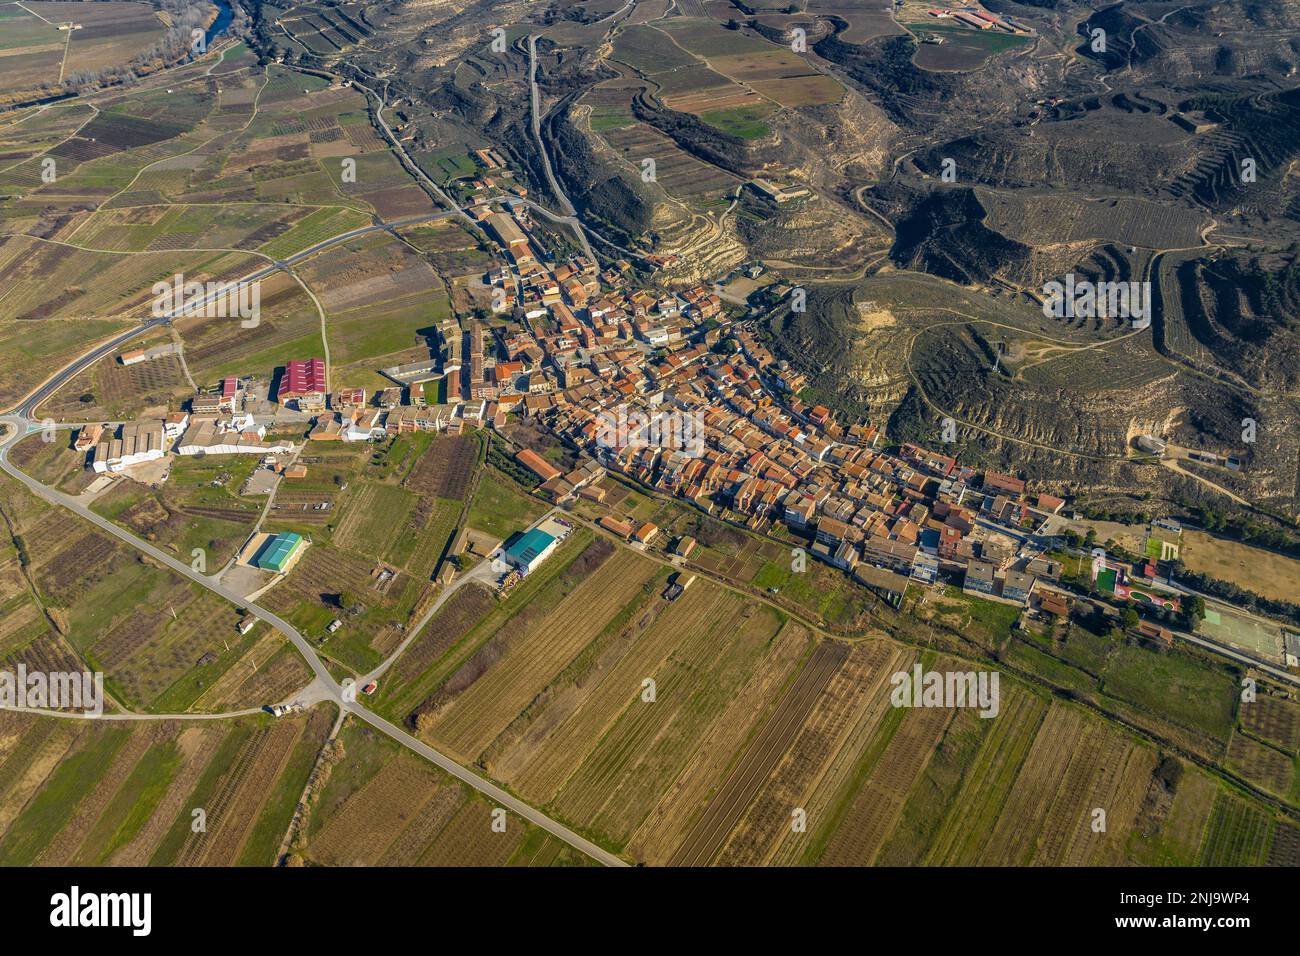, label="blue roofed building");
[503,528,558,574]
